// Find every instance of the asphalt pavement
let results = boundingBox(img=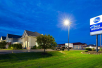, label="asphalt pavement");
[0,49,55,54]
